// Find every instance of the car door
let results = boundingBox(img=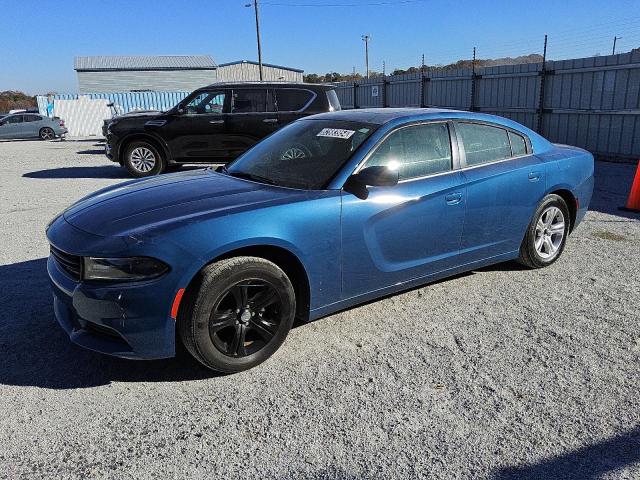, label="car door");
[341,121,467,299]
[0,115,24,139]
[163,90,230,162]
[224,88,279,159]
[454,121,546,262]
[22,114,43,138]
[275,88,316,126]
